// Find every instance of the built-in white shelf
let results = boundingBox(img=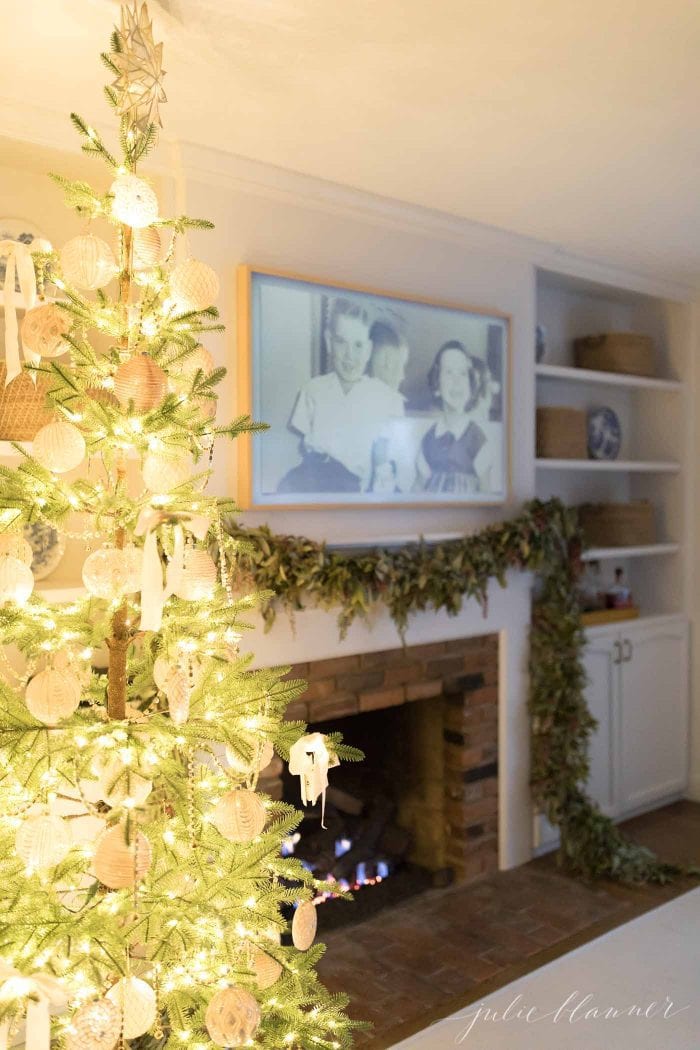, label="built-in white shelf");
[536,458,680,473]
[535,363,683,392]
[581,543,680,562]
